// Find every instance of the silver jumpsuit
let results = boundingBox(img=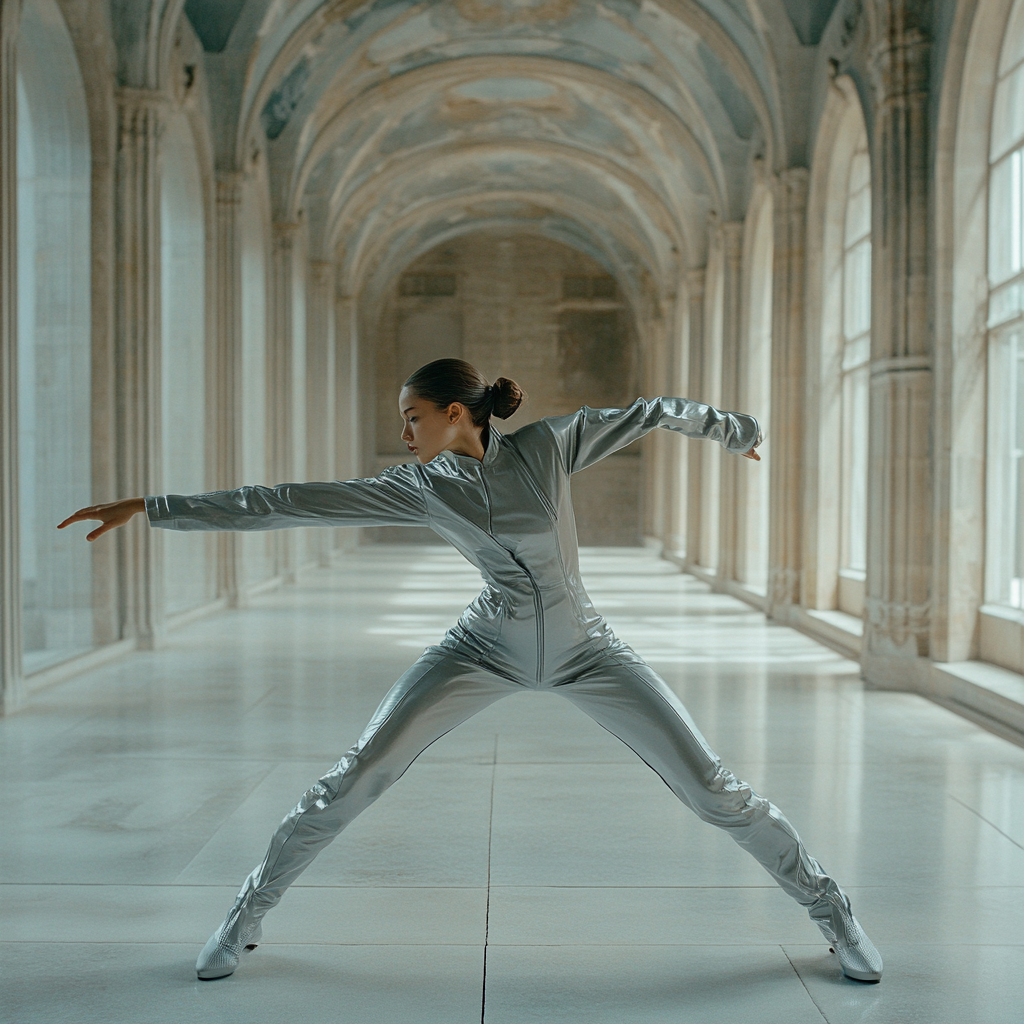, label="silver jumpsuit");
[146,398,849,952]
